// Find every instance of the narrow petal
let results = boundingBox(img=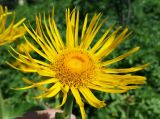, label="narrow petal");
[97,73,146,83]
[82,17,107,50]
[8,47,54,75]
[56,85,69,108]
[27,22,57,59]
[79,87,106,108]
[45,86,61,98]
[92,80,119,88]
[75,10,79,47]
[43,13,61,52]
[32,78,58,85]
[37,69,56,77]
[12,85,35,90]
[35,82,61,98]
[50,9,65,48]
[95,33,115,58]
[7,62,36,72]
[24,36,50,62]
[71,87,86,119]
[90,23,115,53]
[36,15,58,54]
[102,47,140,66]
[119,86,140,90]
[102,63,149,73]
[13,78,58,90]
[92,80,143,91]
[88,83,127,93]
[22,78,49,91]
[81,14,88,40]
[96,27,129,59]
[13,18,26,28]
[80,13,102,48]
[48,14,64,49]
[66,9,74,48]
